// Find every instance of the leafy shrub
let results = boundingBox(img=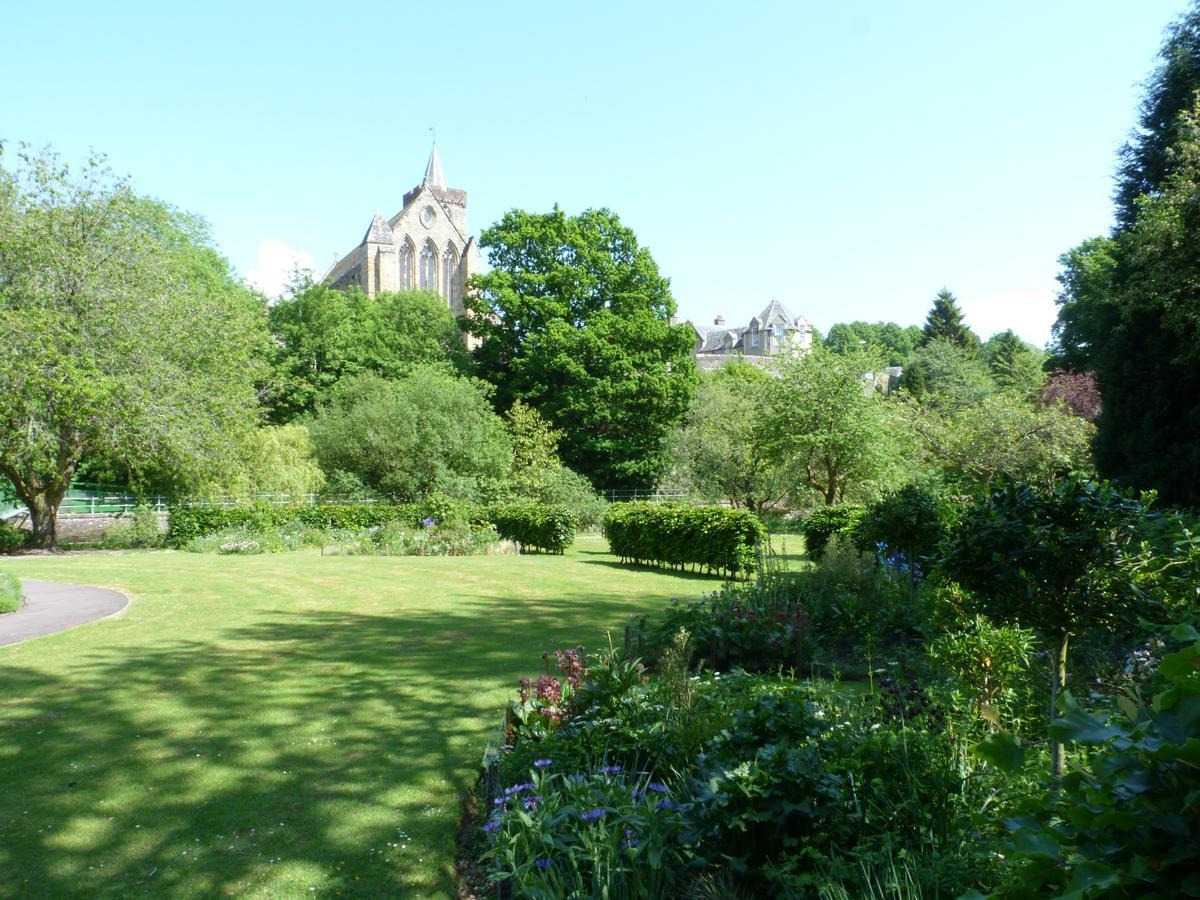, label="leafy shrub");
[489,502,577,554]
[650,578,808,673]
[166,502,424,547]
[928,615,1041,736]
[481,765,701,898]
[507,465,609,530]
[801,503,865,560]
[603,503,766,578]
[996,625,1200,898]
[99,505,163,549]
[0,569,21,614]
[695,679,985,896]
[0,519,28,554]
